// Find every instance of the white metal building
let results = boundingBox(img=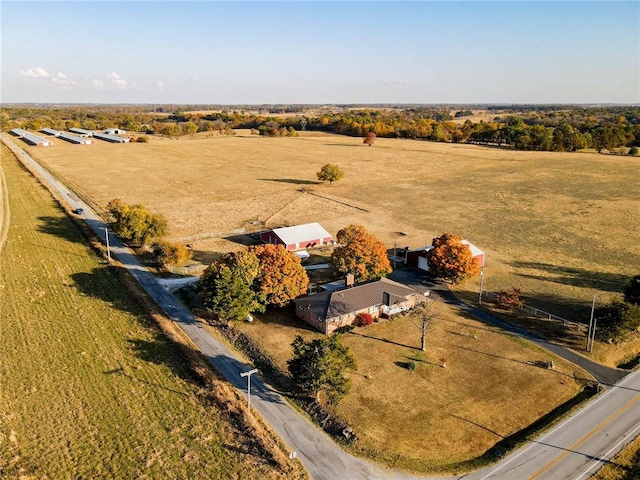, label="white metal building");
[59,132,95,145]
[69,128,94,137]
[41,128,62,137]
[92,132,130,143]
